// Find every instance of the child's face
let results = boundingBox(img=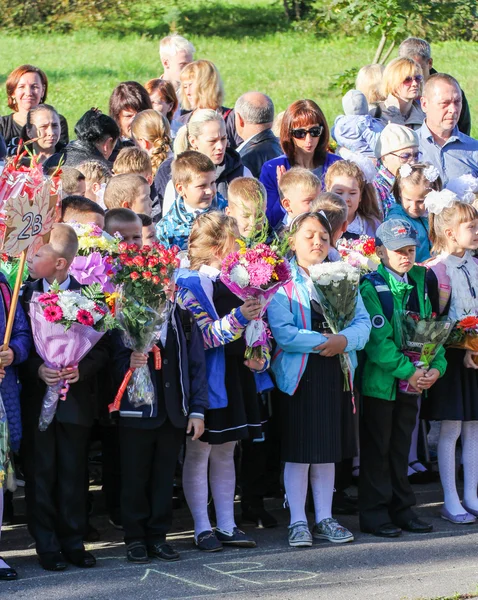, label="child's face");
[129,183,153,216]
[108,220,143,247]
[290,217,330,269]
[400,181,427,219]
[282,186,319,219]
[142,224,157,247]
[28,245,66,281]
[226,197,266,237]
[177,172,217,210]
[329,176,361,221]
[448,219,478,251]
[377,244,416,275]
